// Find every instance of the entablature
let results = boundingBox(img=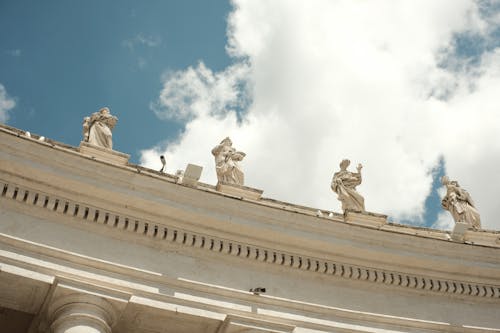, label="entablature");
[1,125,500,302]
